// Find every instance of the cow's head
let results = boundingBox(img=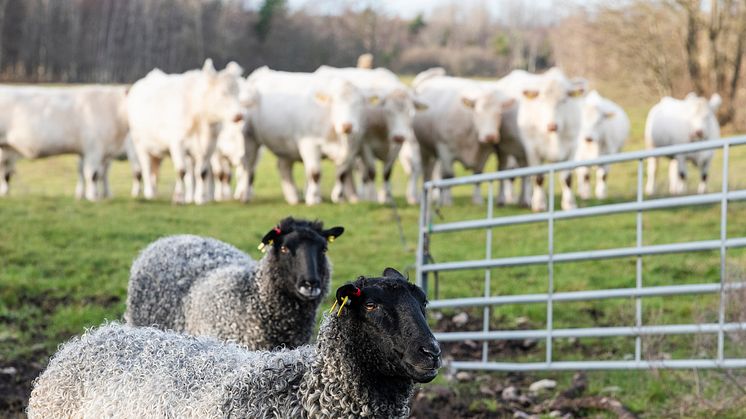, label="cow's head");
[375,89,427,145]
[521,68,585,136]
[684,92,721,141]
[315,78,367,138]
[461,89,515,144]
